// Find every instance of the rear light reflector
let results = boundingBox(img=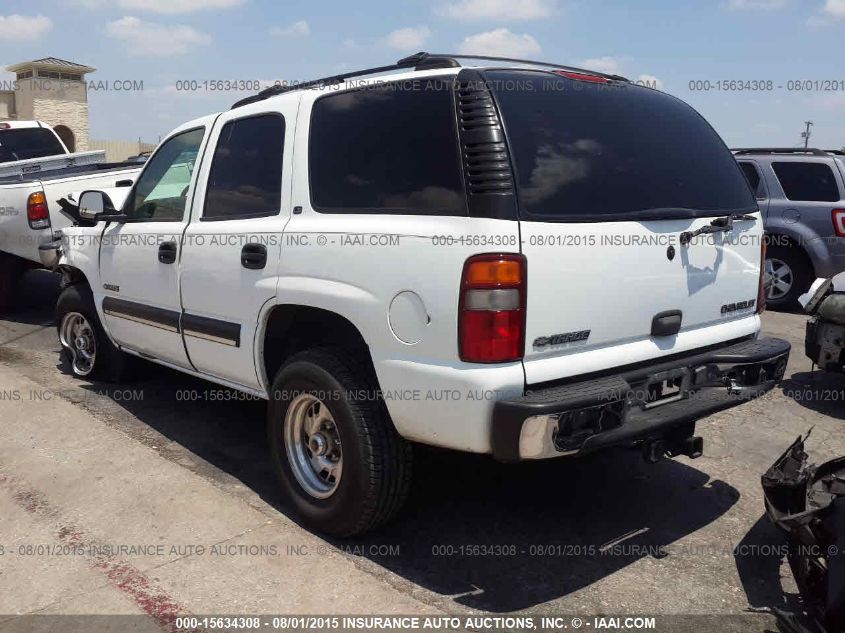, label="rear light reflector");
[459,254,526,363]
[464,288,520,311]
[0,123,10,130]
[27,192,50,230]
[757,240,767,314]
[555,70,610,83]
[832,209,845,237]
